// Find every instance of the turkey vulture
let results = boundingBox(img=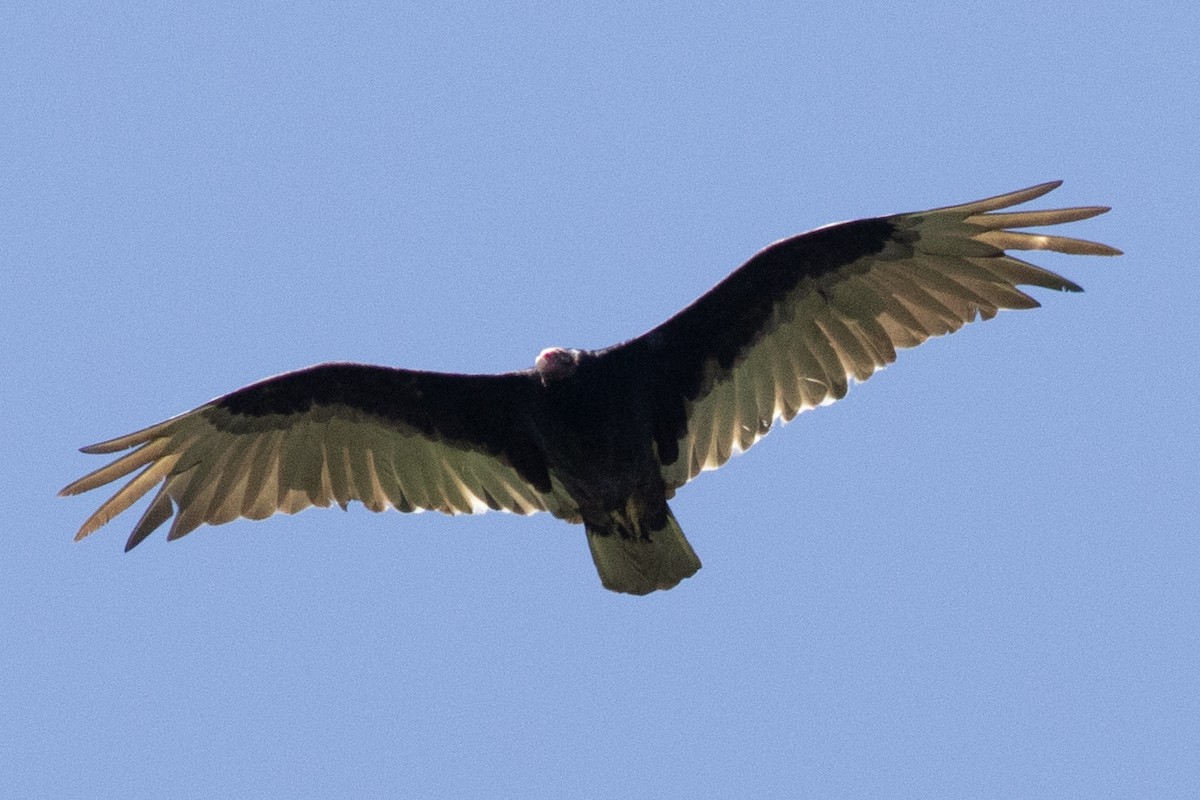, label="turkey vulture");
[62,182,1118,594]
